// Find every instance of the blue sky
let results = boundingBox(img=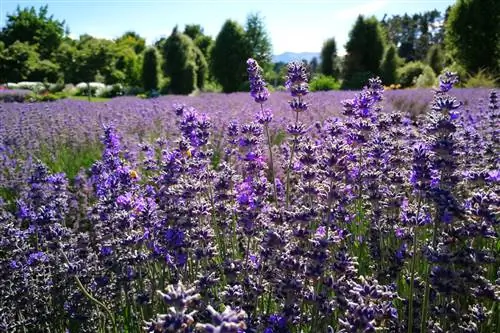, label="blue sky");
[0,0,455,54]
